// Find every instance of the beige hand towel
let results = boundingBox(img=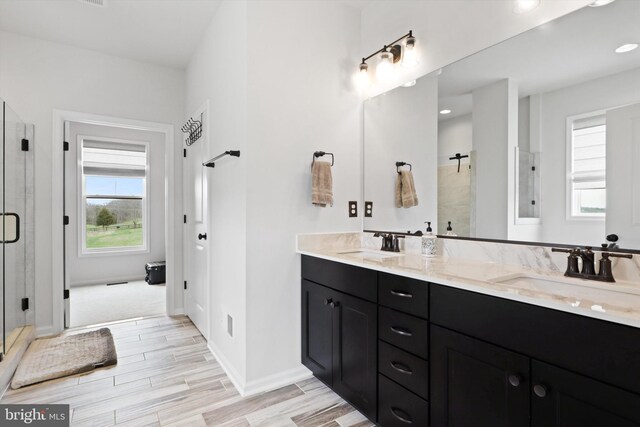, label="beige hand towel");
[395,170,419,208]
[312,161,333,207]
